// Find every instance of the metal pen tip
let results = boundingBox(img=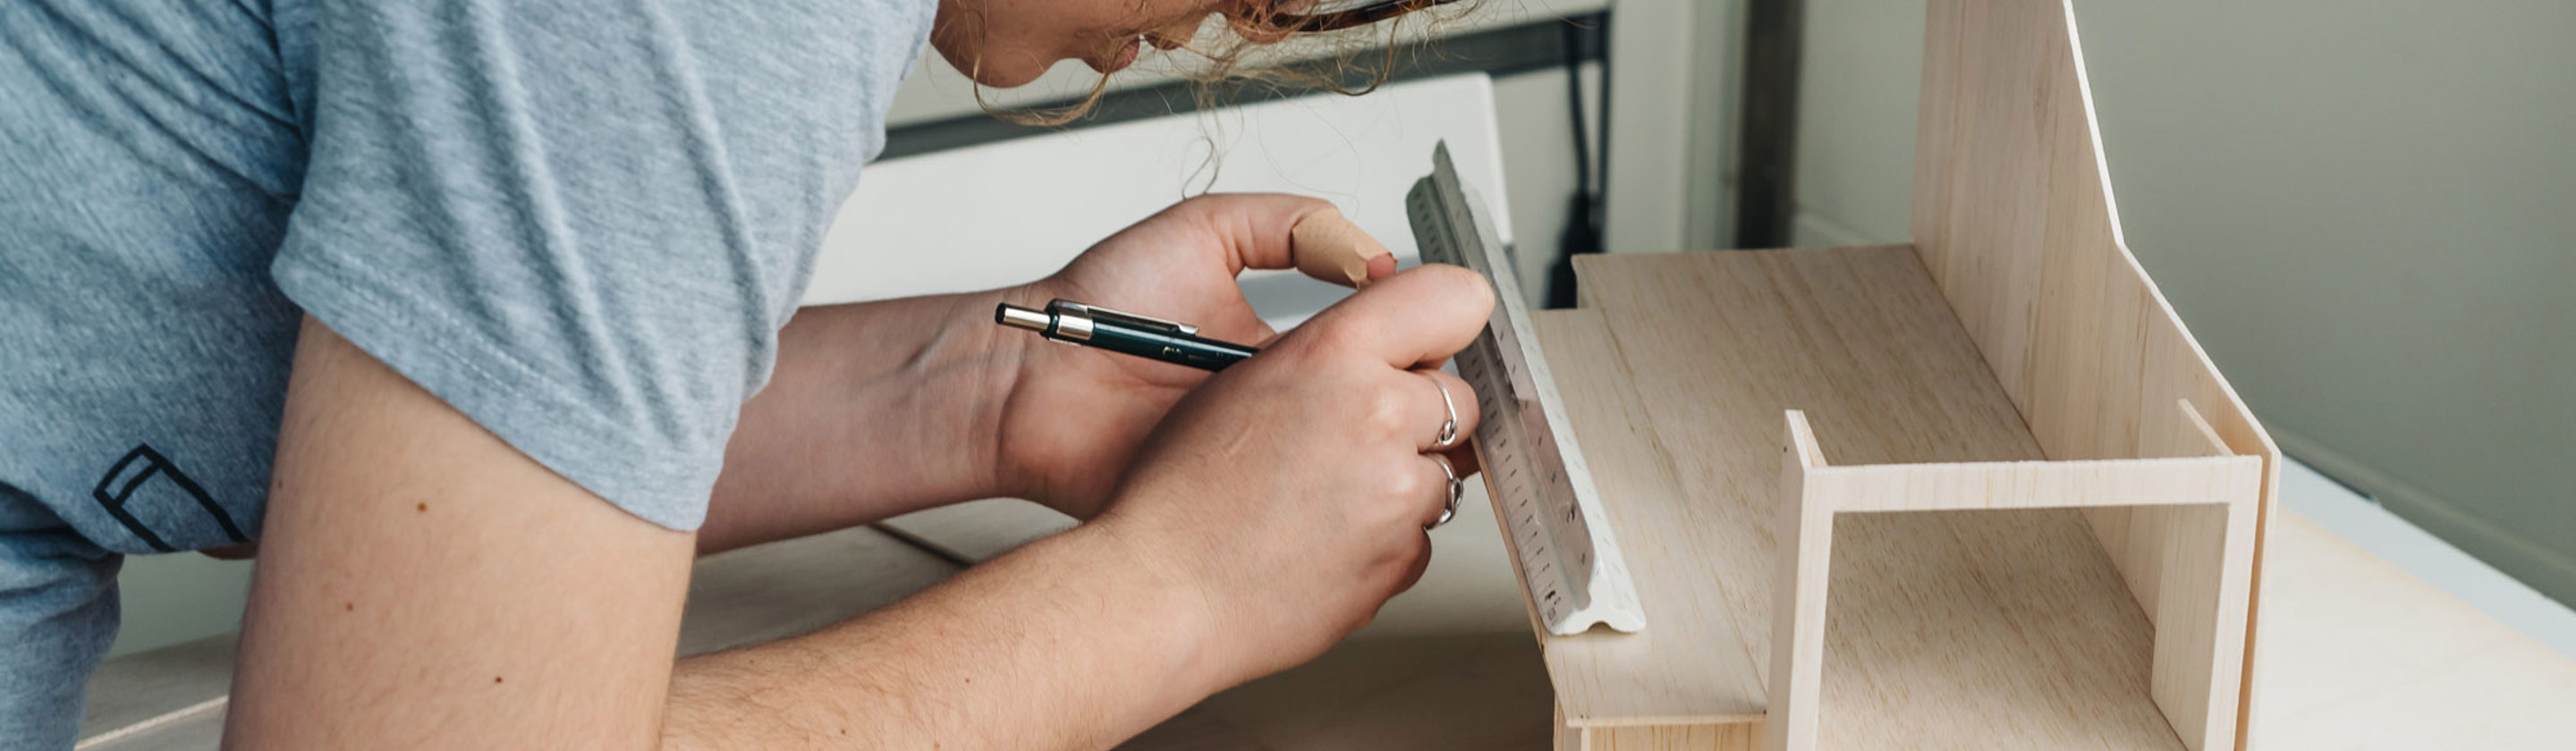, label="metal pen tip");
[996,303,1051,333]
